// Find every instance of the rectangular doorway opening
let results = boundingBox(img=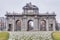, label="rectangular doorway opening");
[8,24,12,31]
